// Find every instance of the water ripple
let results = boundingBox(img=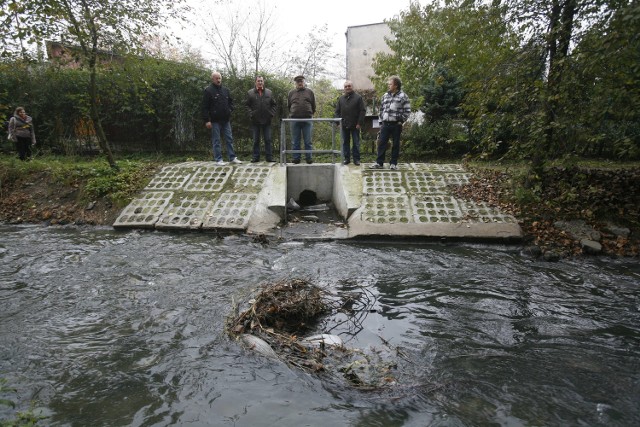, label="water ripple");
[0,227,638,426]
